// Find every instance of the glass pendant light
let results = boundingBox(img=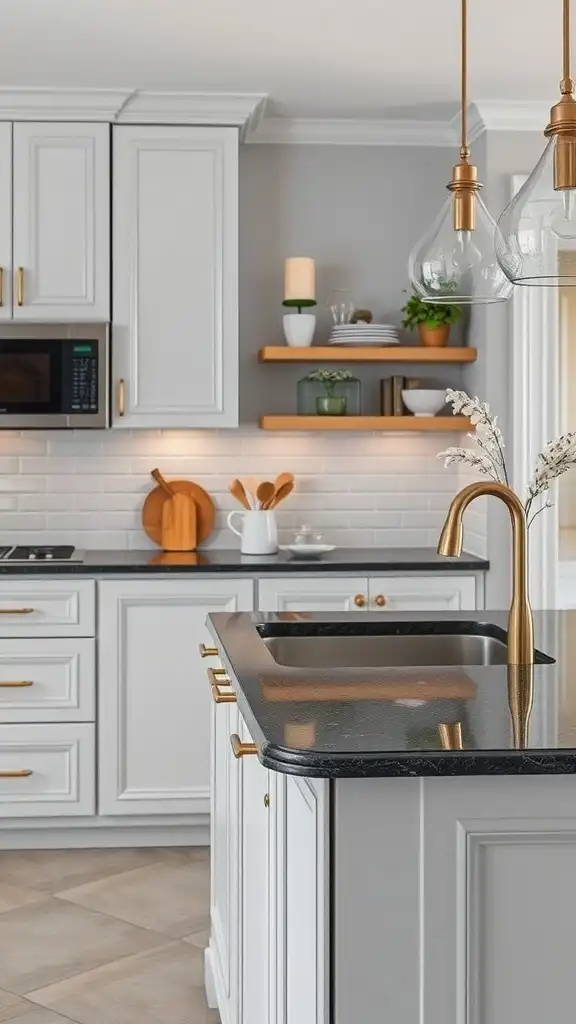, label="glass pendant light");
[408,0,512,304]
[497,0,576,286]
